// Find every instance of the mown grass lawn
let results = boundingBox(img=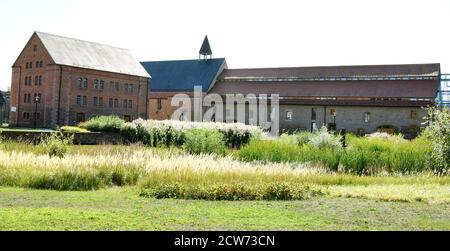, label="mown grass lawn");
[0,187,448,231]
